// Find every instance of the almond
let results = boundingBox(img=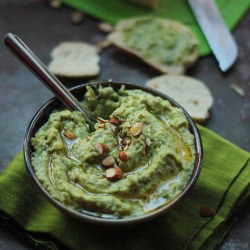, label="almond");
[111,125,116,132]
[106,167,123,181]
[97,123,105,129]
[199,207,214,217]
[49,0,62,9]
[119,151,128,162]
[95,143,103,154]
[63,131,75,140]
[95,143,108,154]
[101,143,108,153]
[120,138,127,147]
[126,139,131,146]
[70,11,84,25]
[109,117,121,125]
[130,122,143,136]
[120,138,131,149]
[102,156,115,167]
[98,22,114,33]
[145,137,151,146]
[97,117,108,124]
